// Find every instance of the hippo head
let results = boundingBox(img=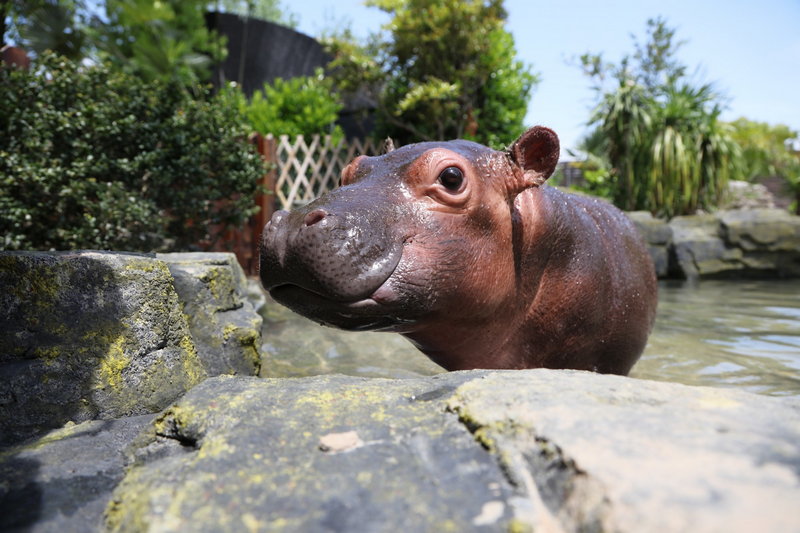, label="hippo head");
[259,127,560,348]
